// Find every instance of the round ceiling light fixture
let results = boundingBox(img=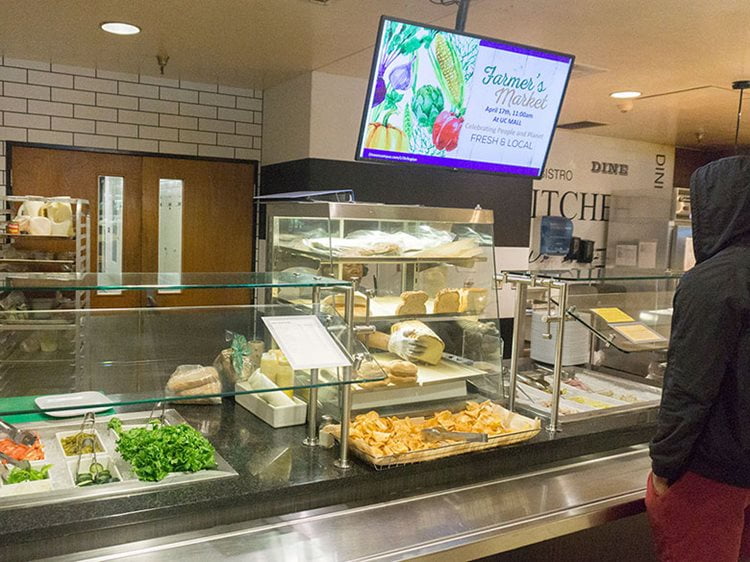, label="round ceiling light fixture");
[100,22,141,35]
[609,91,642,99]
